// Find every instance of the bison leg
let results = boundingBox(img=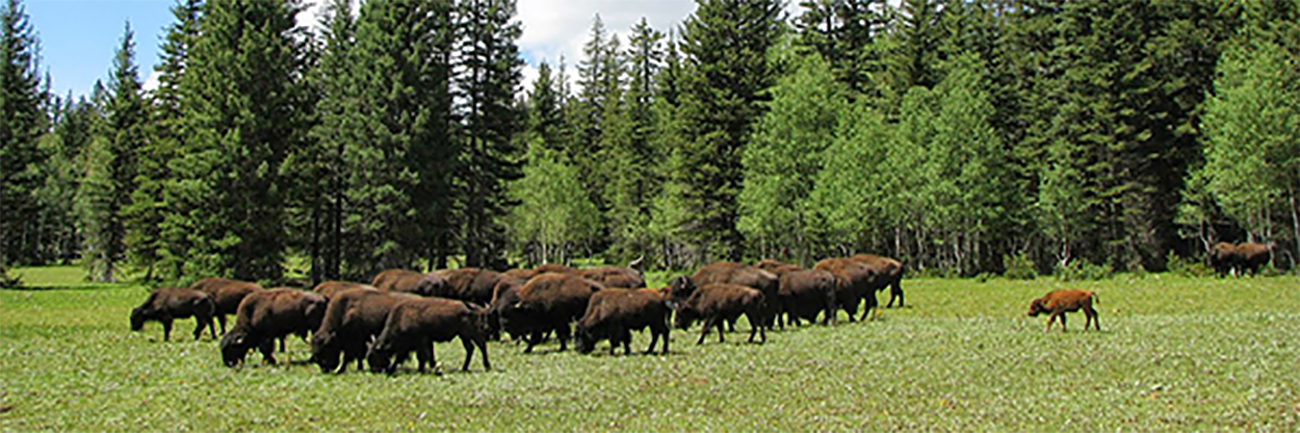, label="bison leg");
[160,318,173,342]
[556,324,571,352]
[696,318,713,345]
[748,311,766,344]
[467,332,491,372]
[191,317,206,341]
[258,339,278,365]
[888,283,904,308]
[416,339,435,374]
[1085,307,1099,331]
[621,329,634,355]
[216,314,227,335]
